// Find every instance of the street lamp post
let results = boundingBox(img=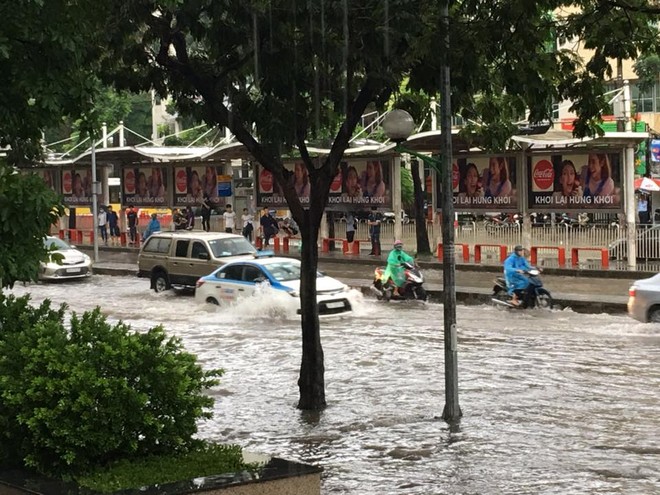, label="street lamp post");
[383,108,461,422]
